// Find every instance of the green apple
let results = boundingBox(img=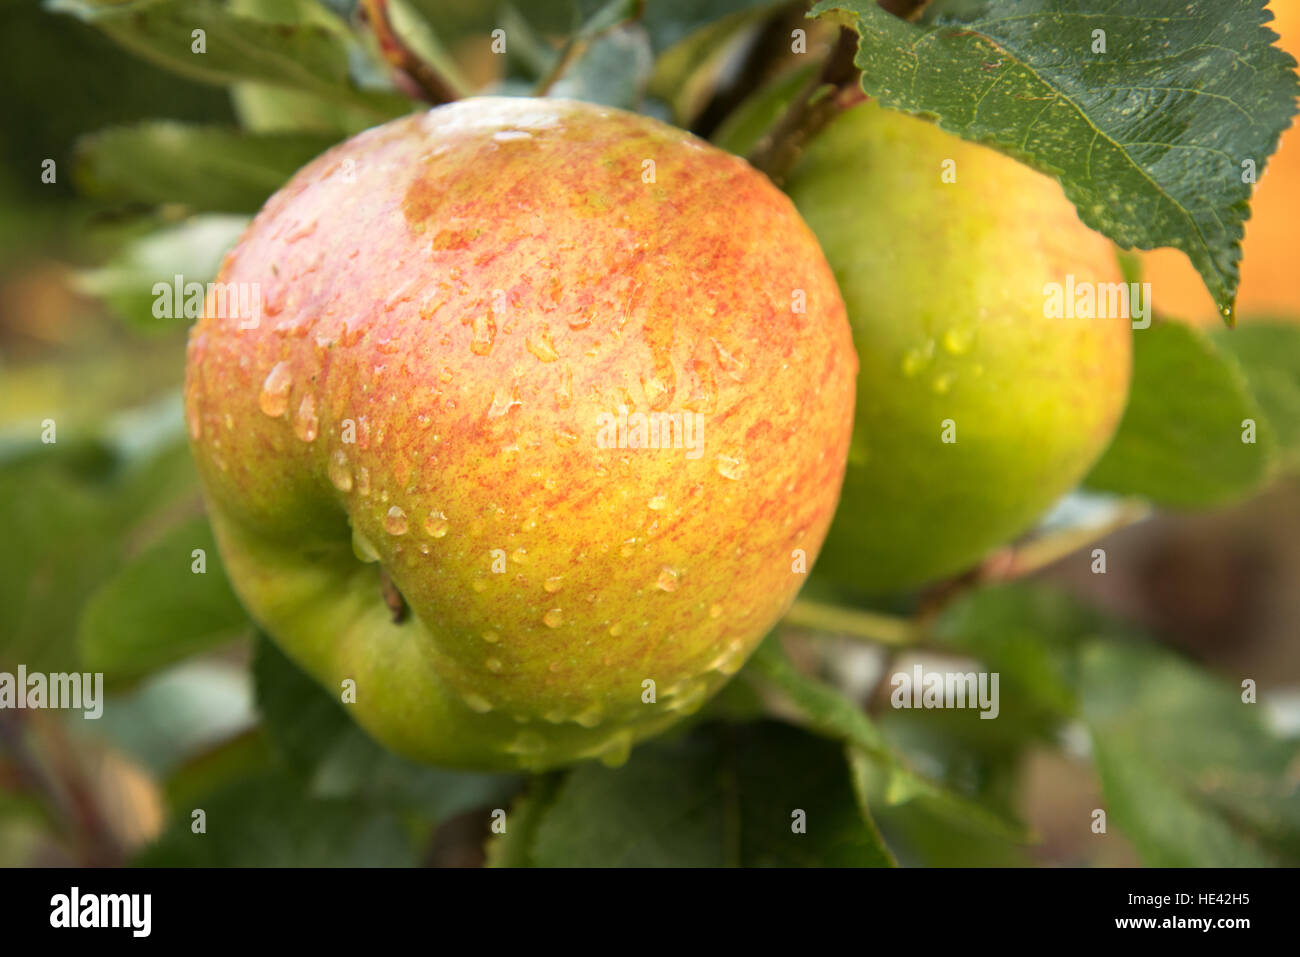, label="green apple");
[785,102,1132,594]
[184,97,857,771]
